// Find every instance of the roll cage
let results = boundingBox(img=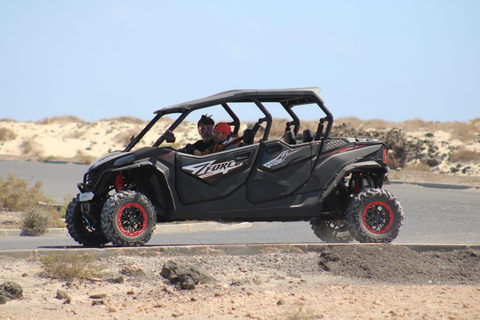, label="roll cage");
[124,88,333,152]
